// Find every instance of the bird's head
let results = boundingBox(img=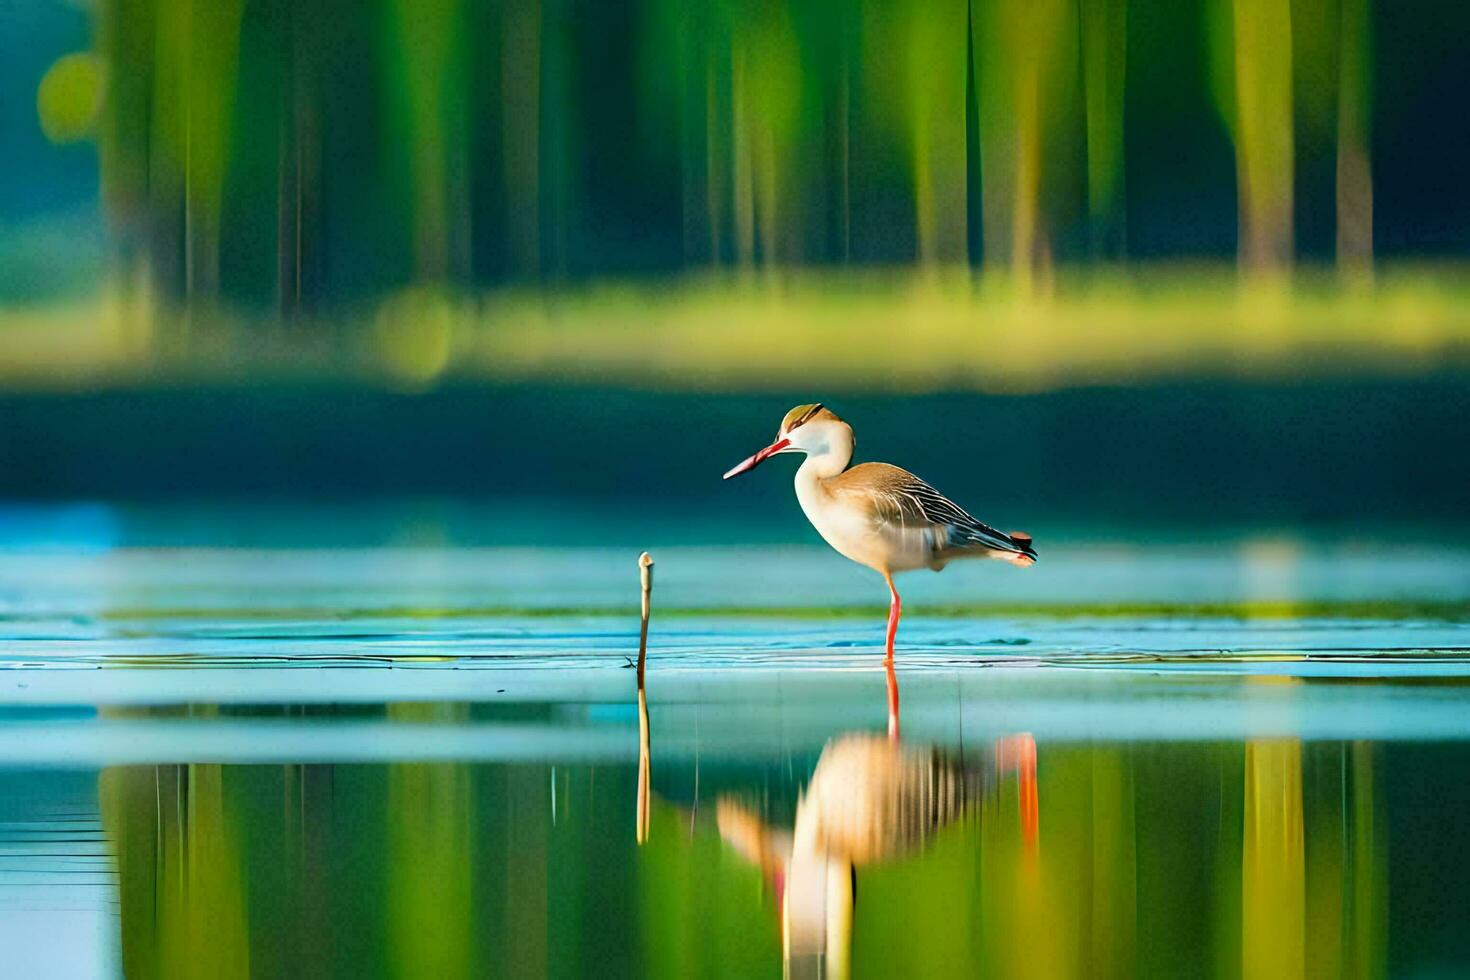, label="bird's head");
[723,403,853,479]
